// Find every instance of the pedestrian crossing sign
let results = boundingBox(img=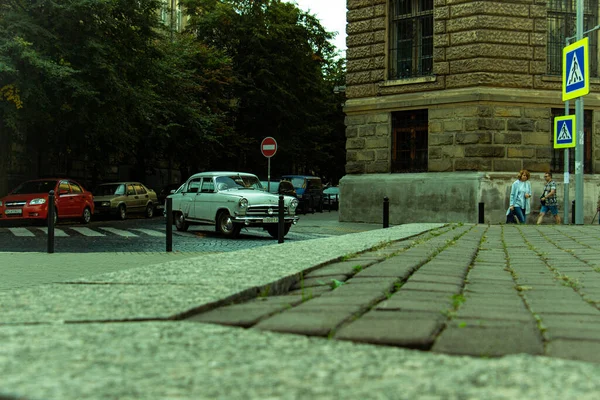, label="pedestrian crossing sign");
[554,115,576,148]
[562,37,589,101]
